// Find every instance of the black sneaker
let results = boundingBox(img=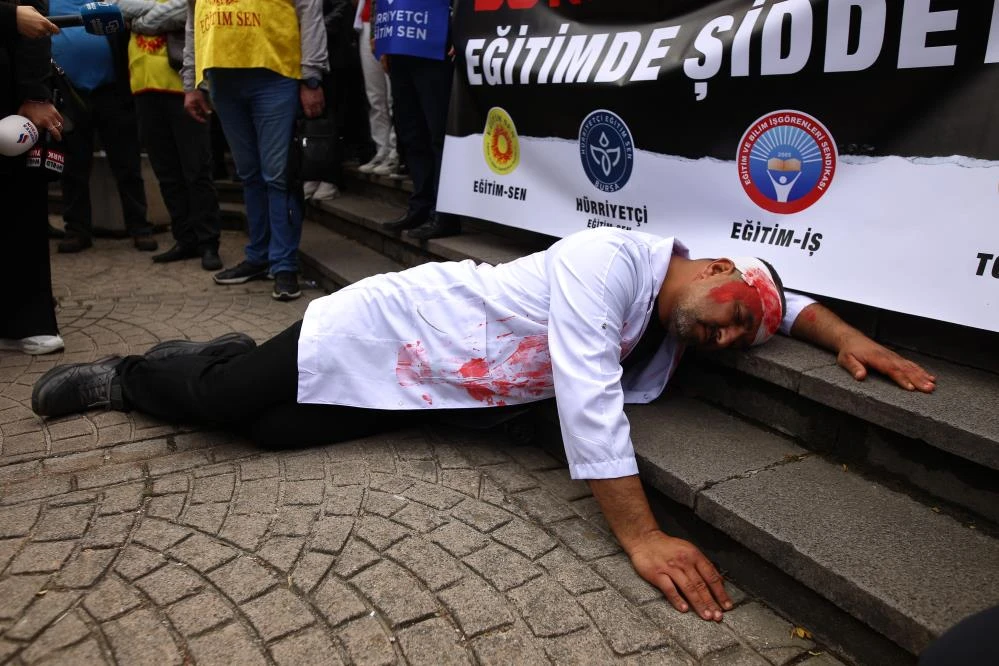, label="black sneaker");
[213,260,269,285]
[272,271,301,301]
[201,248,223,271]
[145,332,256,361]
[32,356,123,417]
